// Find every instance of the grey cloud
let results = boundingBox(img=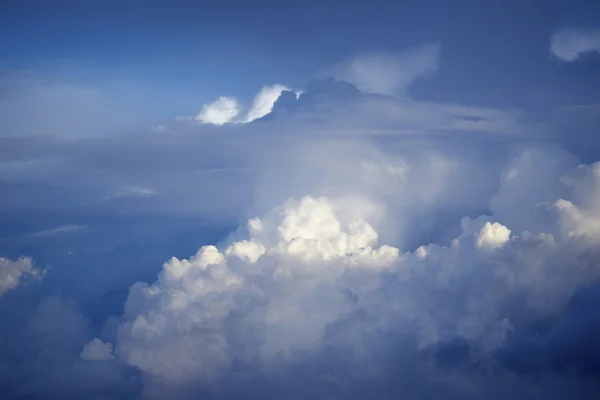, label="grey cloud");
[551,28,600,62]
